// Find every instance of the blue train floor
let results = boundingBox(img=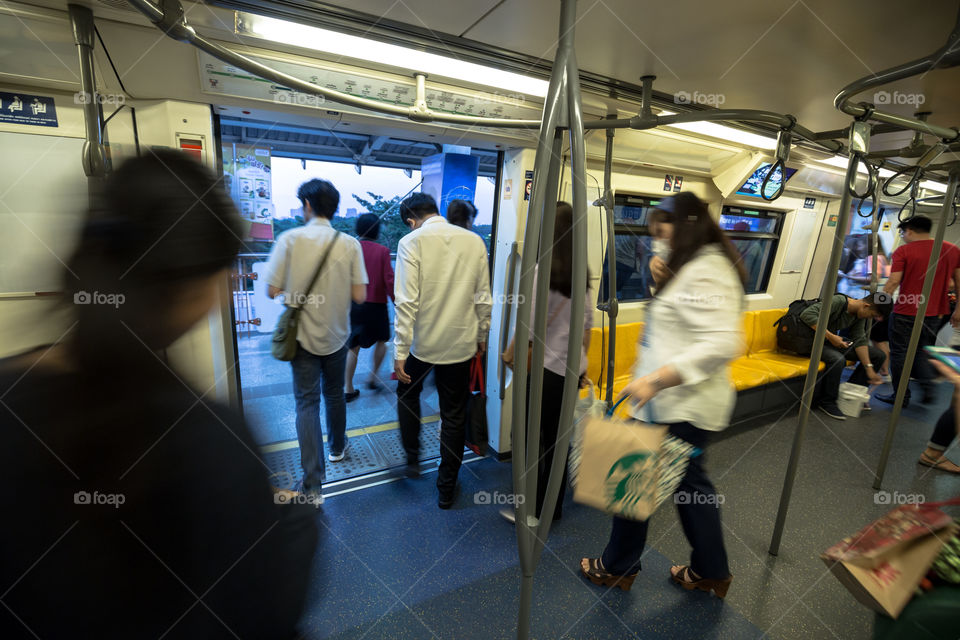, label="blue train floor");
[292,379,959,640]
